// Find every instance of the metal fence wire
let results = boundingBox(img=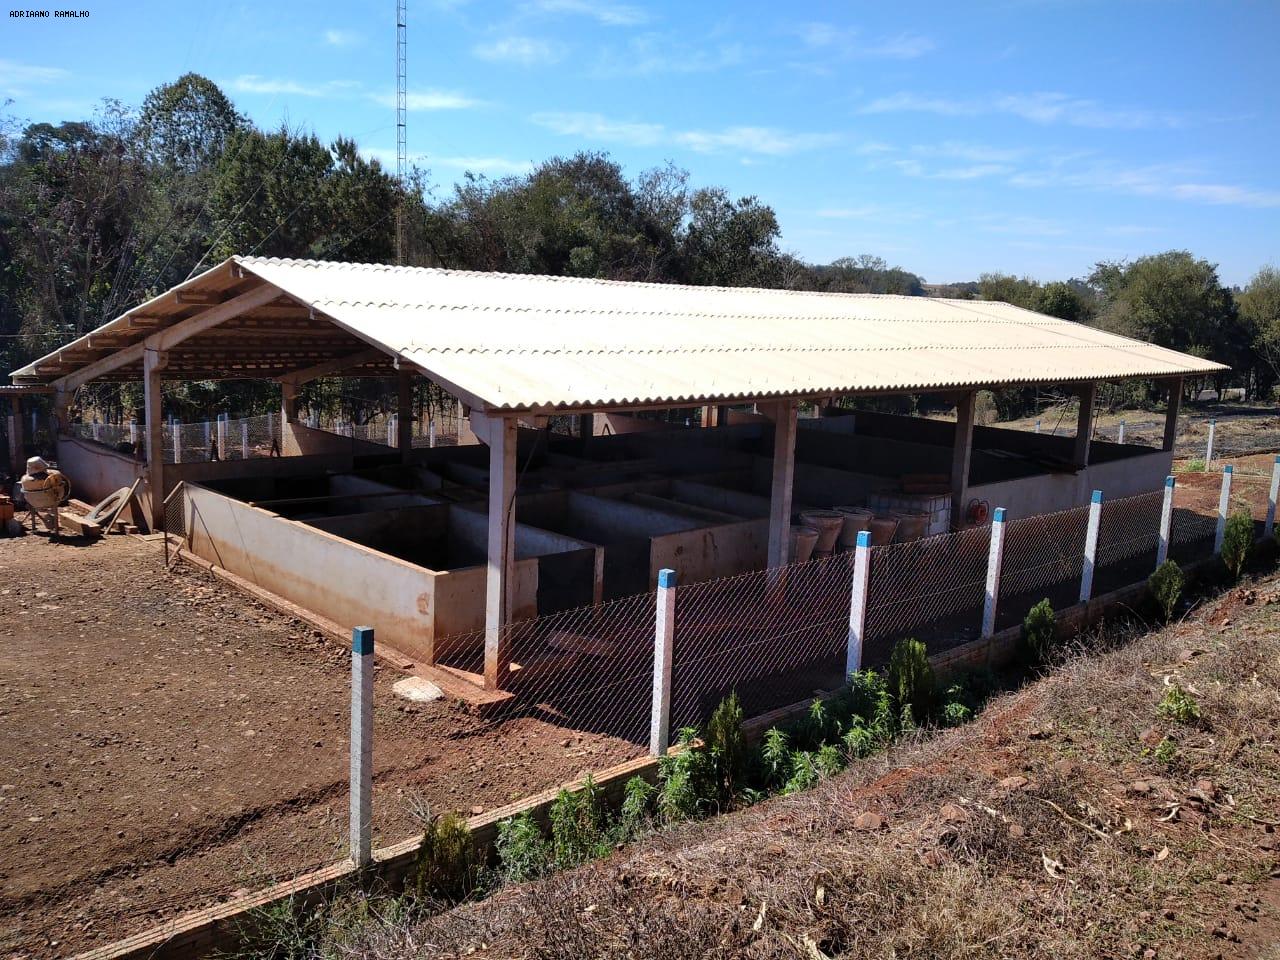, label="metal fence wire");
[996,504,1089,629]
[1094,490,1164,590]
